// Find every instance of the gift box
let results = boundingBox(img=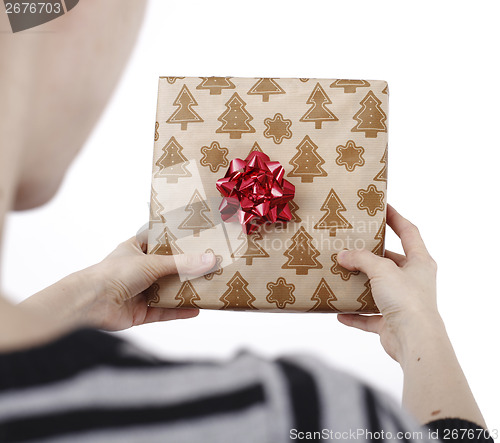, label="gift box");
[147,77,388,313]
